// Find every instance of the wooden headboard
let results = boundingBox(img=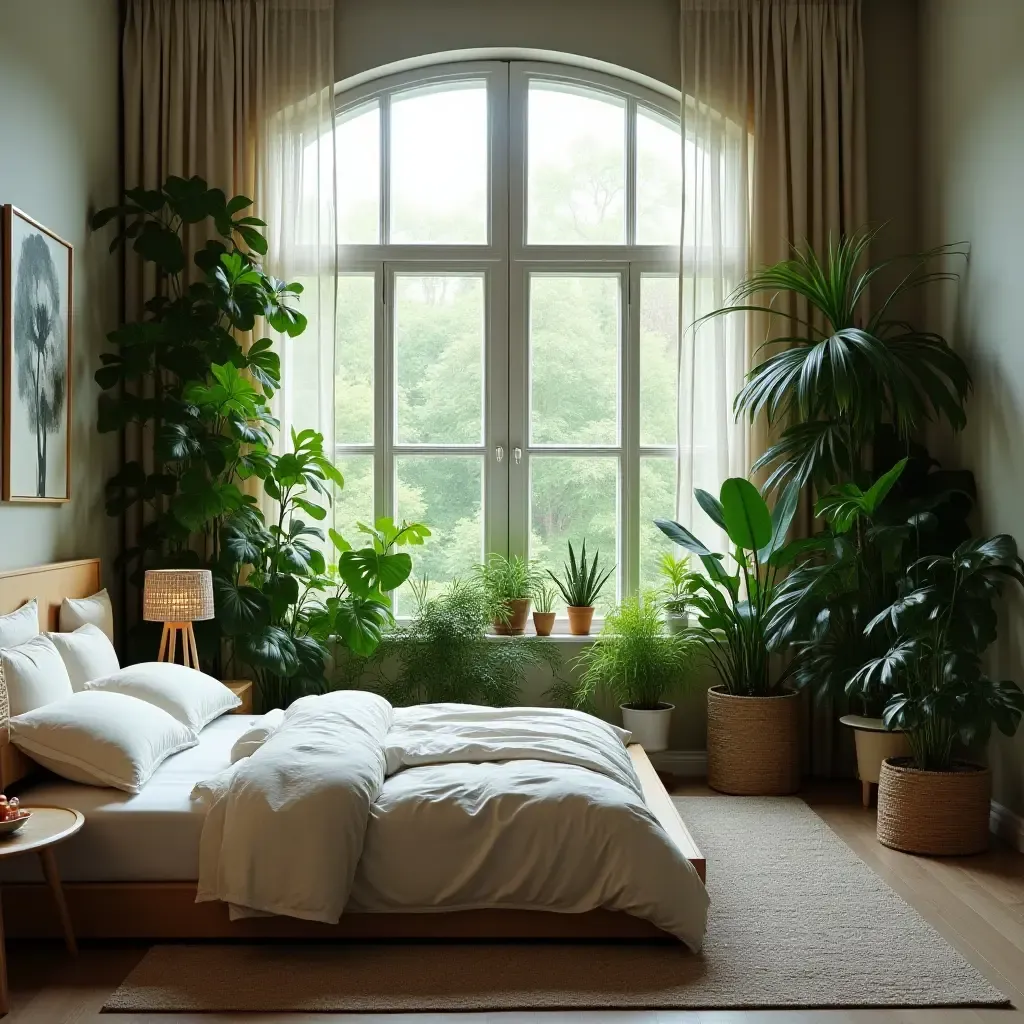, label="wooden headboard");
[0,559,102,792]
